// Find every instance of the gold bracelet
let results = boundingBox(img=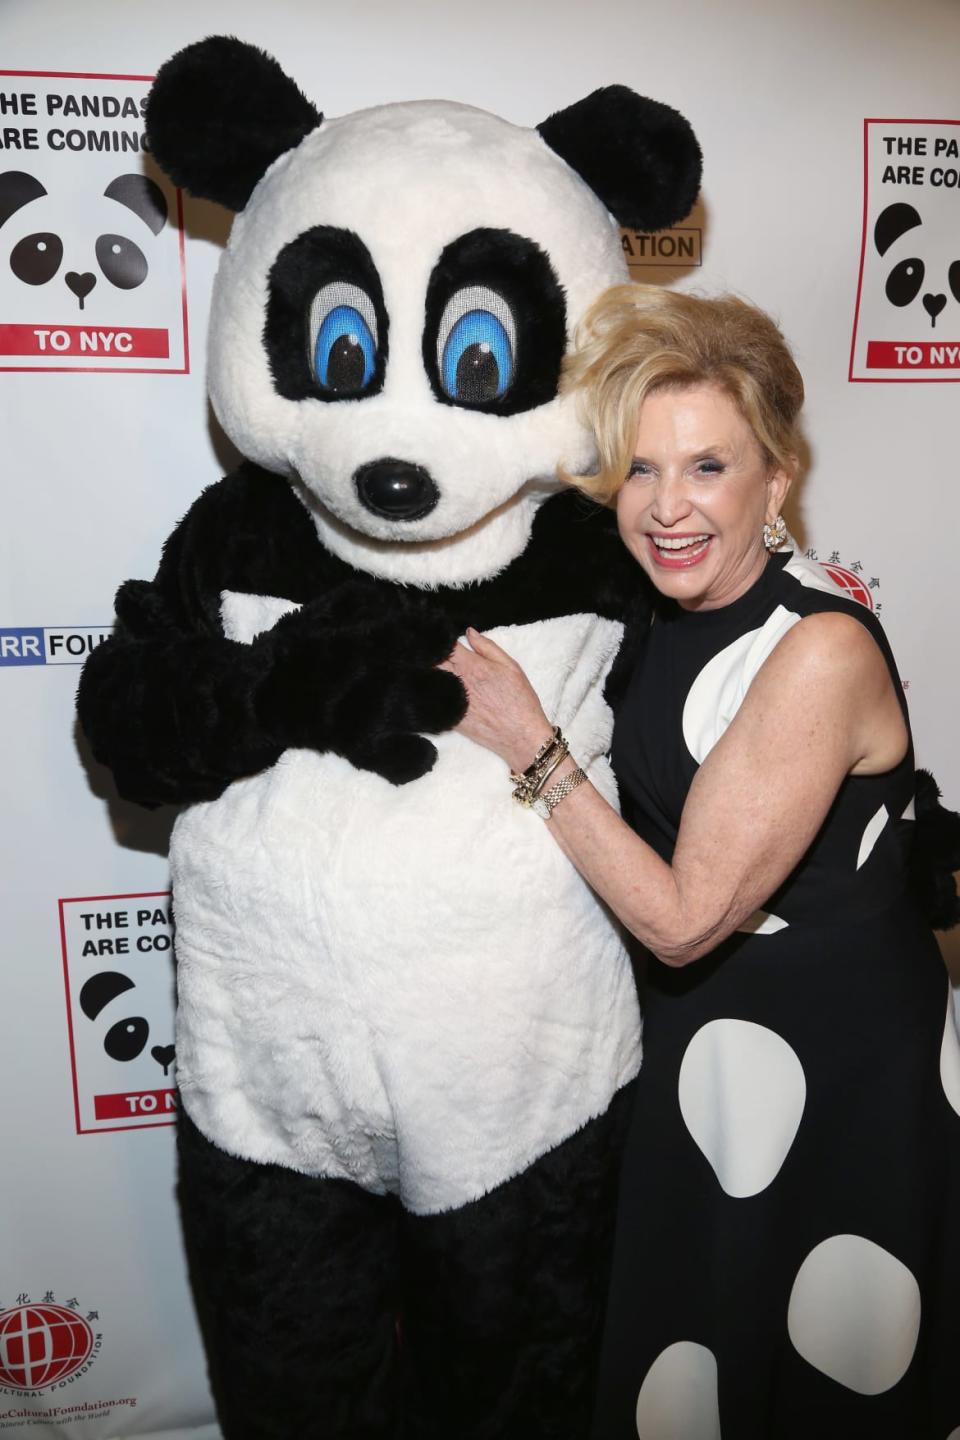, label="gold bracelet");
[528,743,569,797]
[510,726,569,807]
[511,726,565,783]
[512,744,569,806]
[532,767,587,819]
[522,725,563,777]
